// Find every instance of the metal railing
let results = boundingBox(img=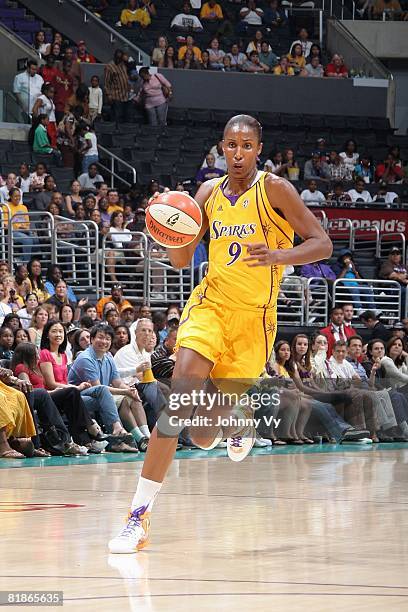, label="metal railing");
[305,277,330,326]
[333,278,401,322]
[278,275,305,325]
[146,243,194,308]
[97,144,137,189]
[312,209,328,230]
[281,6,325,46]
[11,211,54,267]
[0,204,10,262]
[101,230,148,302]
[327,217,353,248]
[350,224,380,257]
[55,217,100,296]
